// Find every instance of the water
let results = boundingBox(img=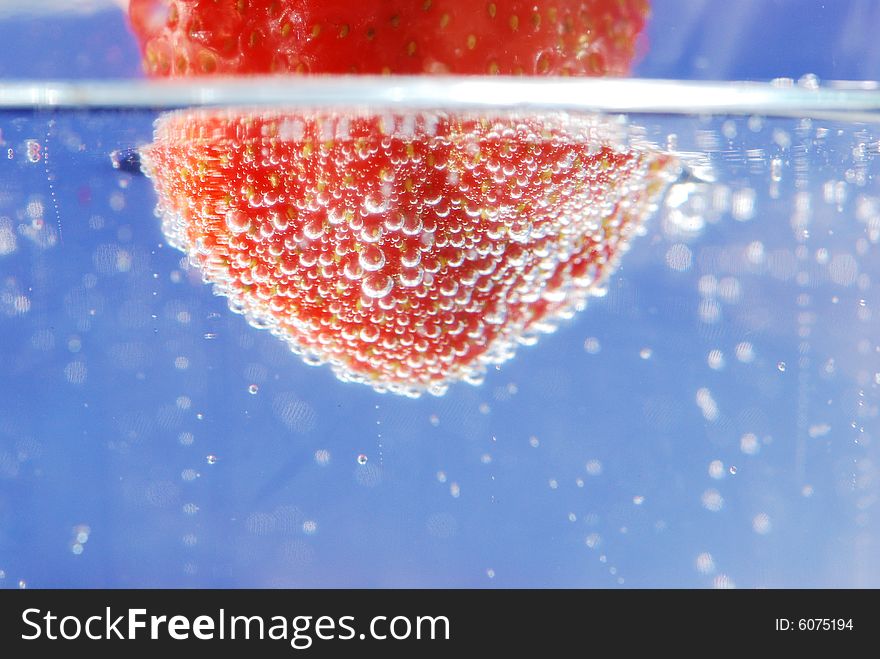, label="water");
[1,1,879,588]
